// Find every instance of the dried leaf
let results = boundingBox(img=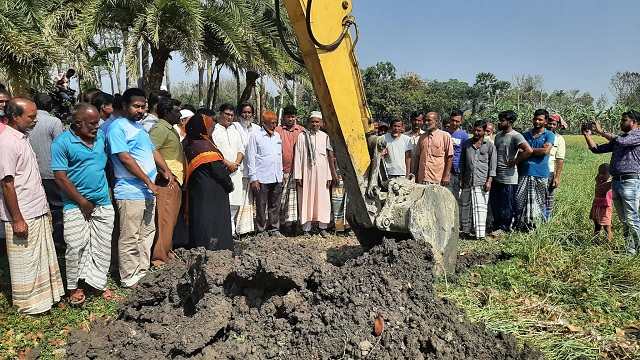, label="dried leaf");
[616,328,625,338]
[48,338,66,347]
[566,324,583,333]
[374,314,384,337]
